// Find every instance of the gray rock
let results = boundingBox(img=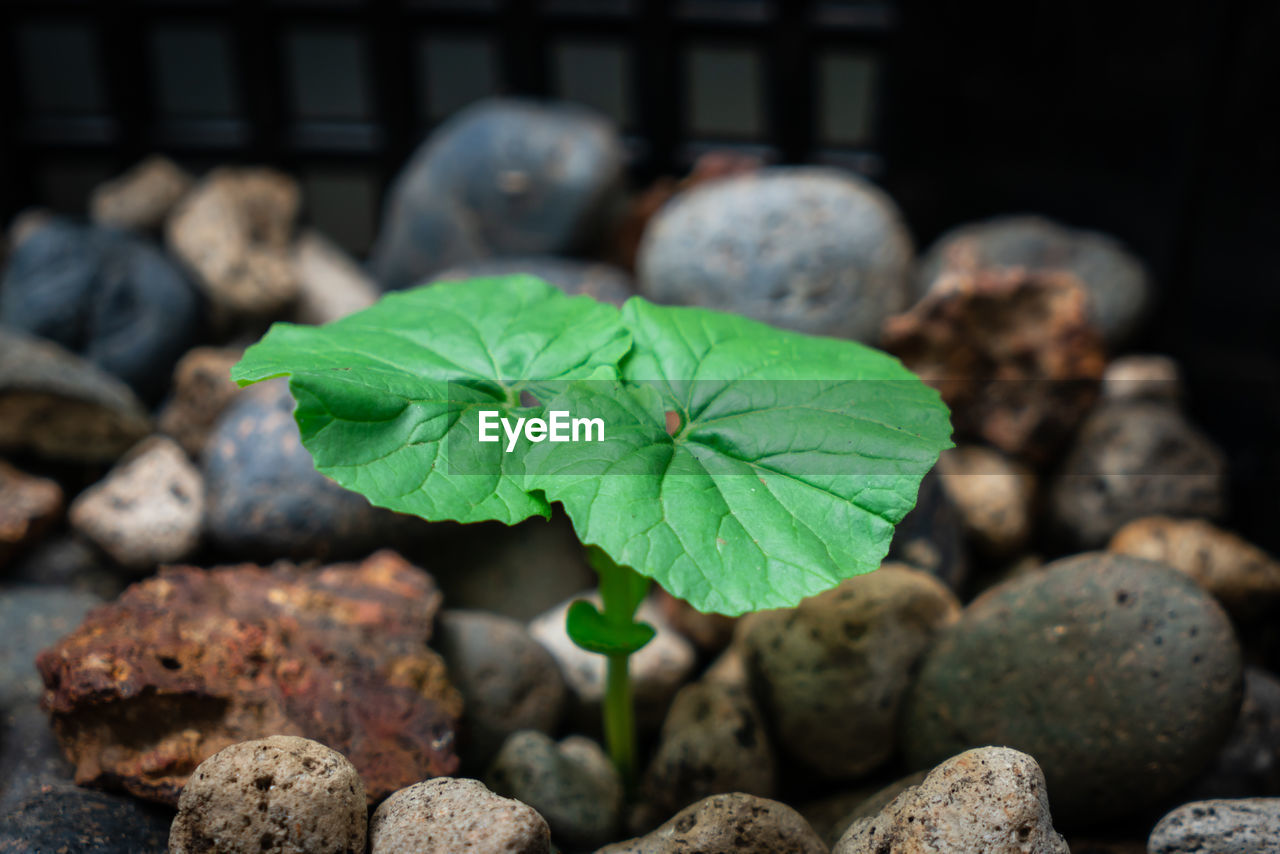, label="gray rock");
[432,256,634,306]
[0,586,102,709]
[91,155,193,232]
[4,535,124,599]
[372,98,626,290]
[370,777,551,854]
[739,564,961,779]
[1148,799,1280,854]
[597,792,828,854]
[0,327,151,463]
[168,735,367,854]
[0,459,62,569]
[834,747,1069,854]
[902,553,1243,826]
[485,730,622,850]
[637,166,914,343]
[436,610,567,771]
[1049,402,1228,549]
[1183,667,1280,799]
